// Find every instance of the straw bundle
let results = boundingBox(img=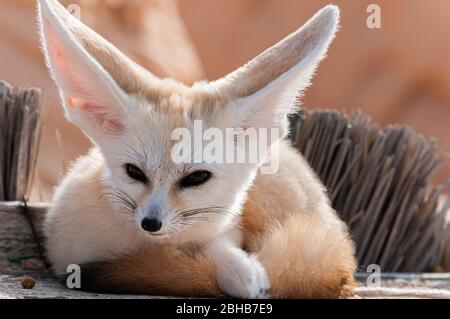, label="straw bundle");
[291,110,450,272]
